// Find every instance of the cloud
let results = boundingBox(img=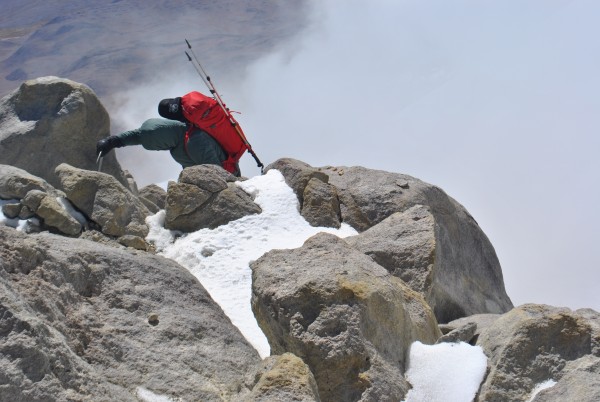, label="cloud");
[233,0,600,310]
[113,0,600,310]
